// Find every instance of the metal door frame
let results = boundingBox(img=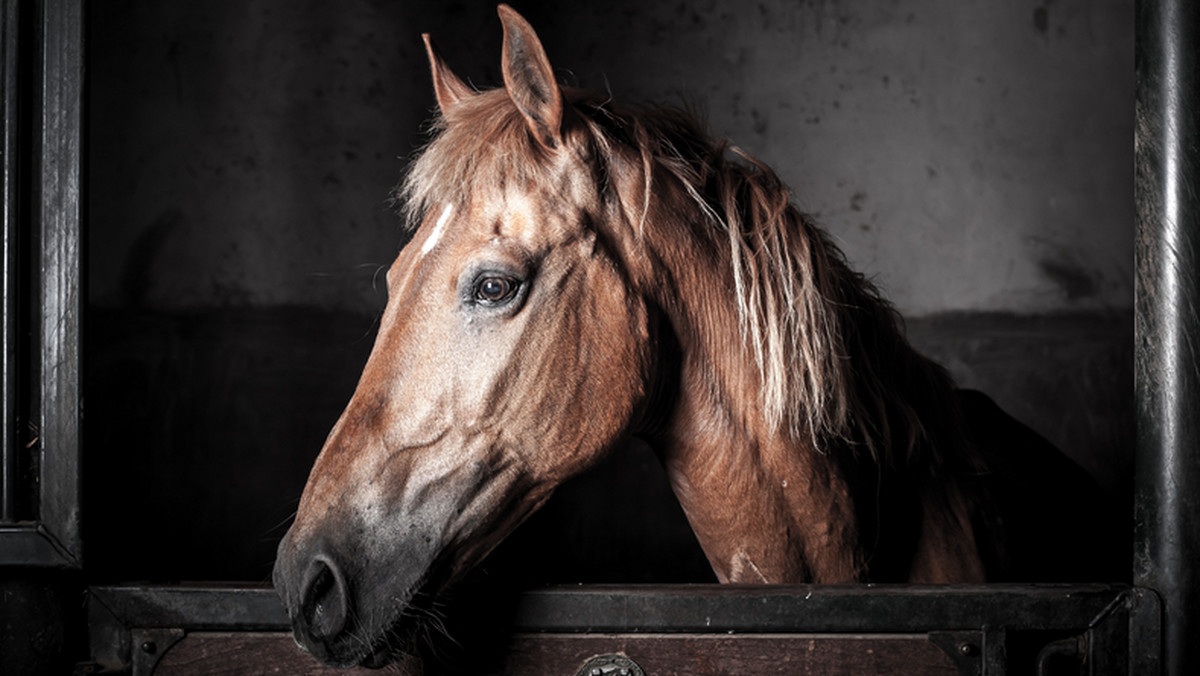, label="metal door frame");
[87,583,1157,675]
[0,0,83,569]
